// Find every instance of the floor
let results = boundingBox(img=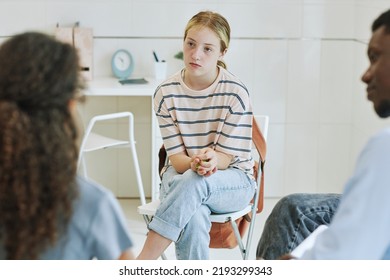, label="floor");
[118,197,280,260]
